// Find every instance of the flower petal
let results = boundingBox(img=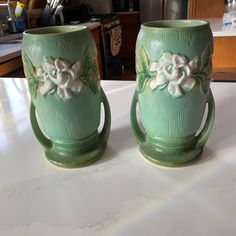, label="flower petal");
[72,61,81,74]
[149,62,160,72]
[56,71,72,87]
[43,56,54,64]
[36,67,44,77]
[57,71,68,84]
[176,72,187,85]
[156,73,168,85]
[150,79,159,90]
[40,80,56,95]
[42,62,55,74]
[159,52,172,66]
[163,67,178,81]
[189,57,198,71]
[182,65,191,77]
[182,78,196,91]
[55,58,70,70]
[57,87,73,100]
[168,82,183,97]
[173,54,187,67]
[69,80,84,92]
[150,75,168,90]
